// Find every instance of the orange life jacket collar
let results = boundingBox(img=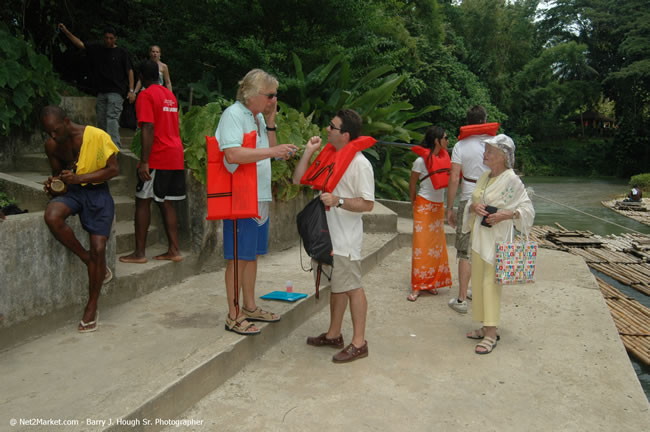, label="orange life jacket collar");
[301,136,376,192]
[457,122,499,141]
